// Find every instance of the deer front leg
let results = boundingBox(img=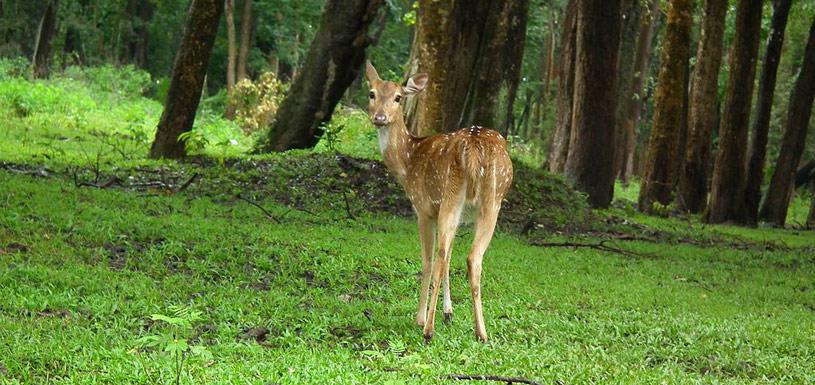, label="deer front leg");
[416,215,435,326]
[443,265,453,324]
